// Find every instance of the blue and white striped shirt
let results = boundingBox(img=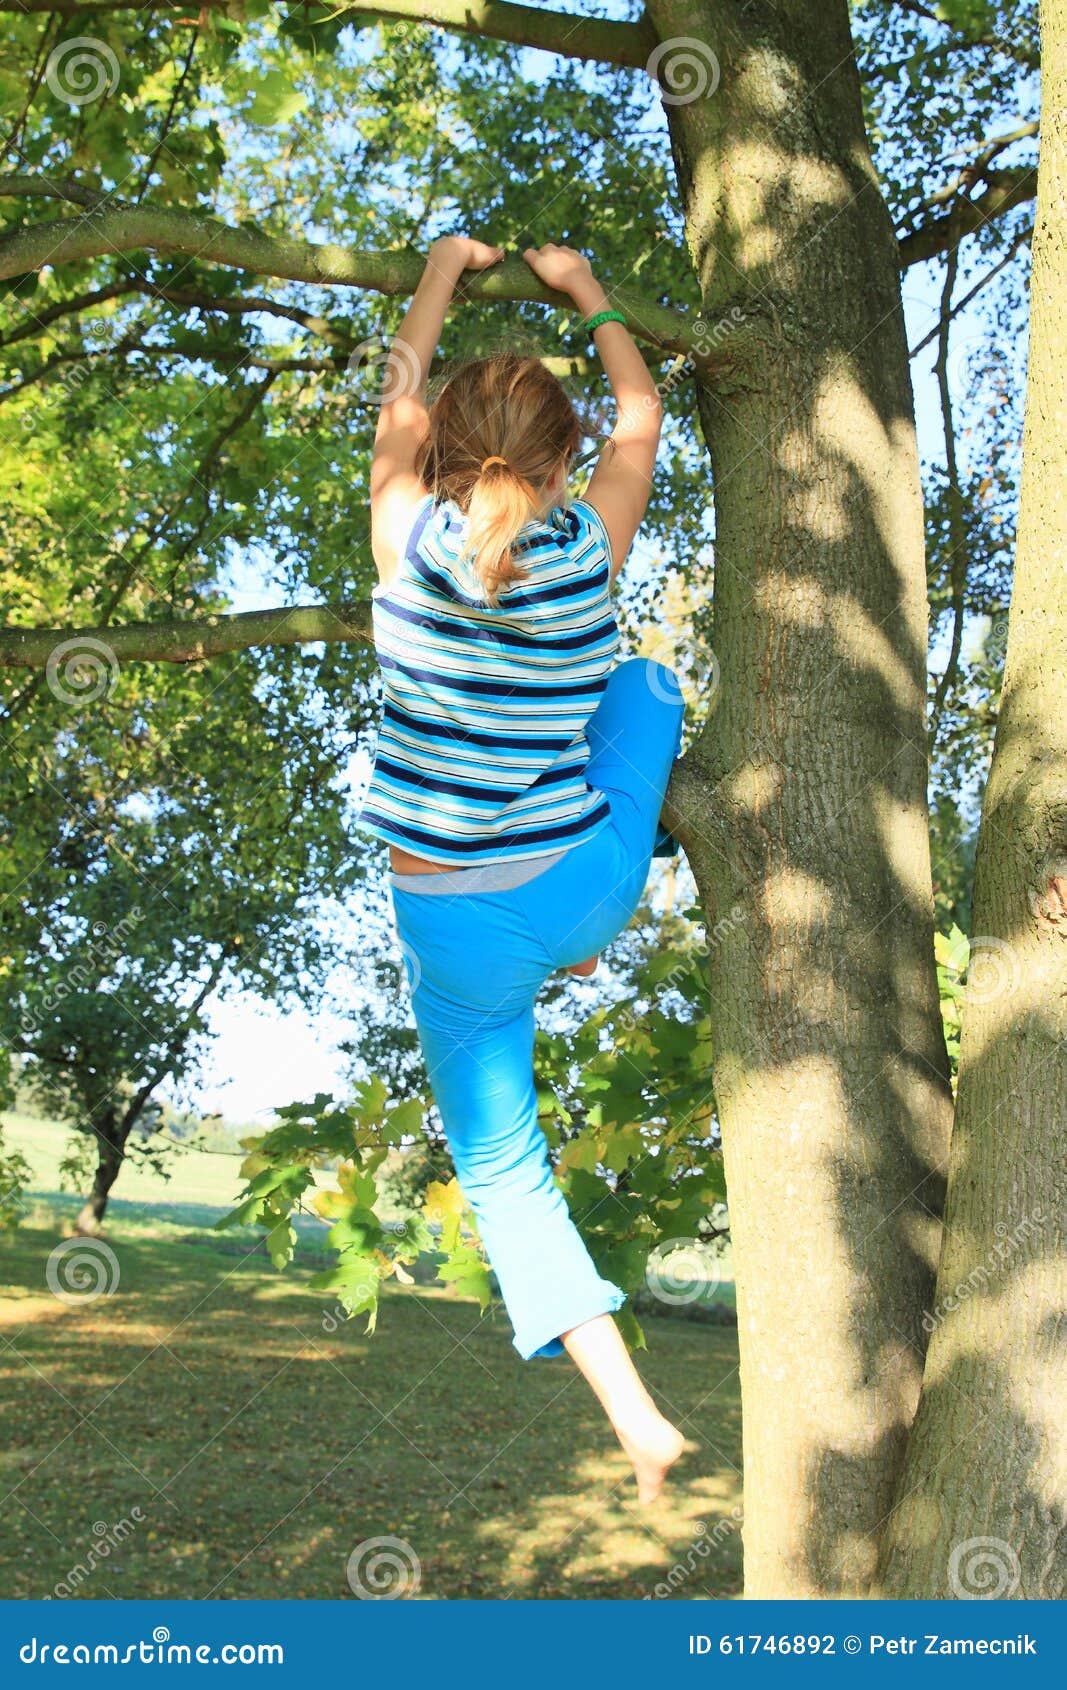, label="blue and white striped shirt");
[359,494,619,865]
